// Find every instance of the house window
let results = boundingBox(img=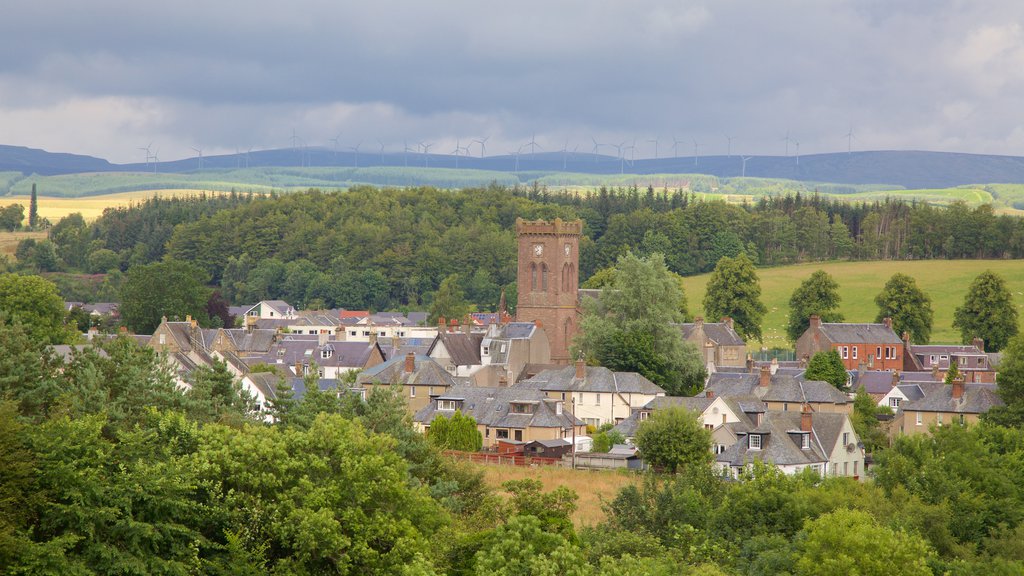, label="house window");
[595,393,601,406]
[410,386,416,398]
[510,403,534,414]
[801,434,810,449]
[930,355,937,364]
[496,429,509,440]
[485,428,490,438]
[320,349,333,359]
[483,346,489,355]
[916,412,922,426]
[783,403,788,411]
[362,331,370,336]
[705,424,714,431]
[844,461,849,475]
[890,397,901,408]
[159,333,166,345]
[852,346,858,360]
[842,432,849,446]
[959,414,965,425]
[749,434,762,450]
[639,411,649,421]
[350,331,357,336]
[840,346,849,359]
[560,392,566,401]
[438,400,456,411]
[514,430,523,441]
[831,462,838,476]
